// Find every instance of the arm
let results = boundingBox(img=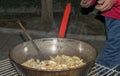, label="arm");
[114,0,120,6]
